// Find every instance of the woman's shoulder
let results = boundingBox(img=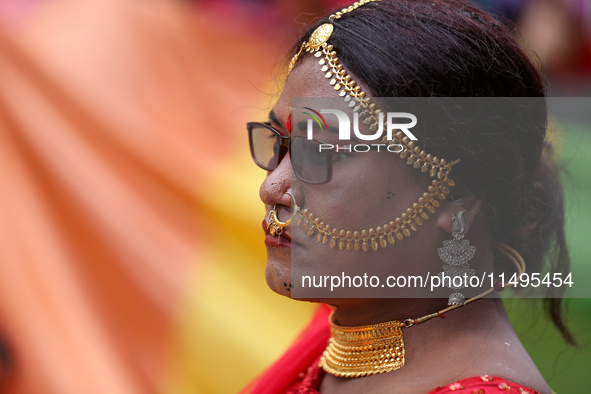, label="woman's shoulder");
[427,375,539,394]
